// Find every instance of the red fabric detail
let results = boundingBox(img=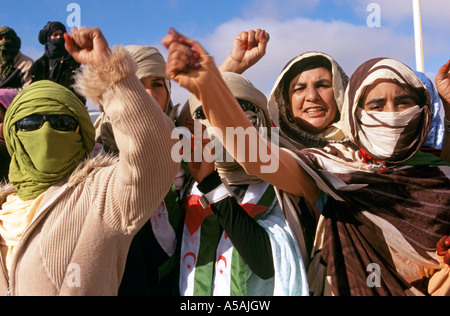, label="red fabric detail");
[359,147,387,173]
[183,195,269,236]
